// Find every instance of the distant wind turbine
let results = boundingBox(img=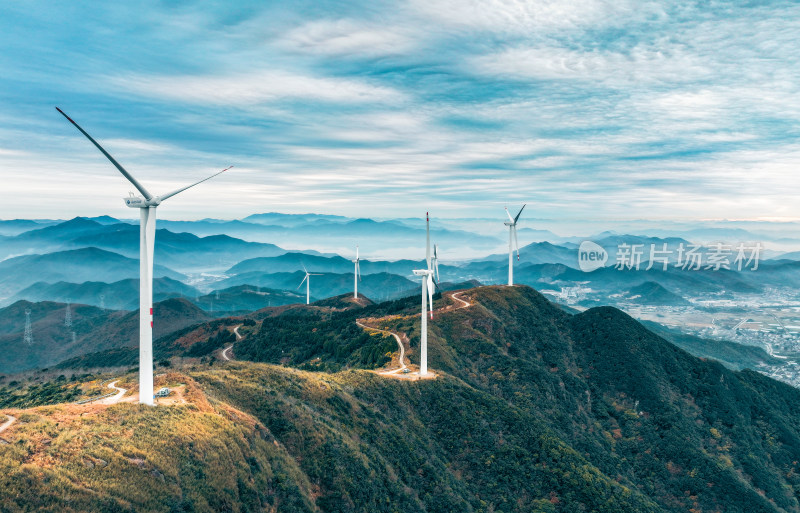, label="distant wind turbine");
[504,204,526,286]
[56,107,230,406]
[298,265,322,305]
[432,243,440,284]
[412,213,437,376]
[353,245,361,299]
